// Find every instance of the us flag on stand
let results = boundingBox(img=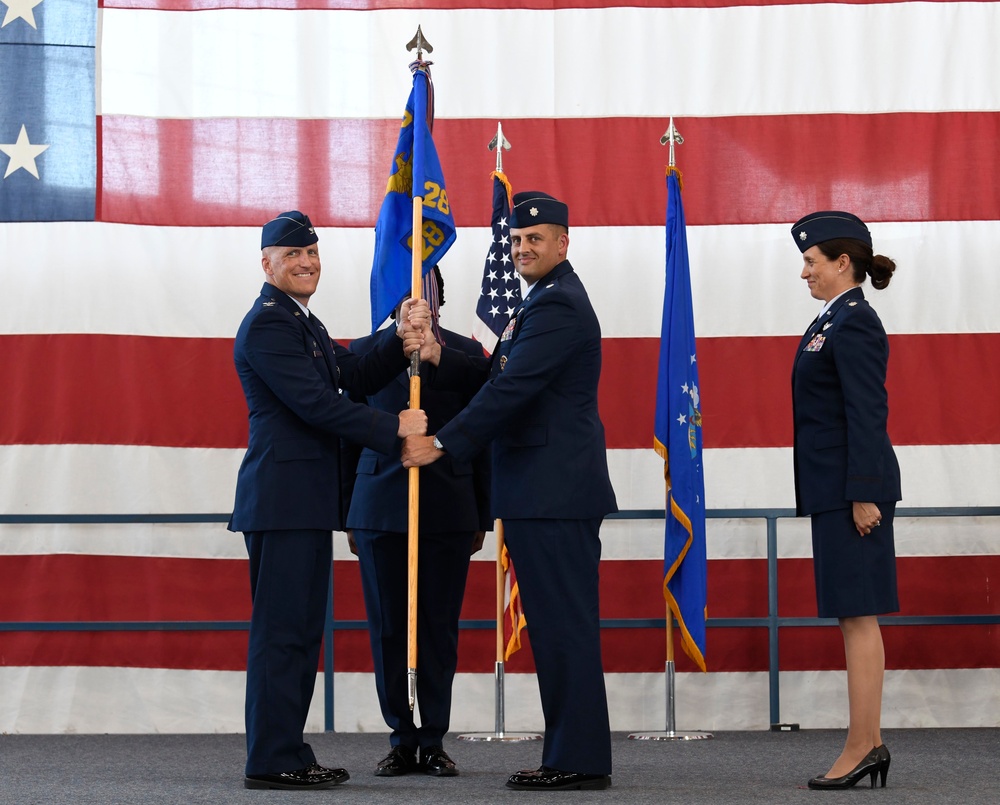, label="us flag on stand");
[470,168,527,660]
[472,170,519,355]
